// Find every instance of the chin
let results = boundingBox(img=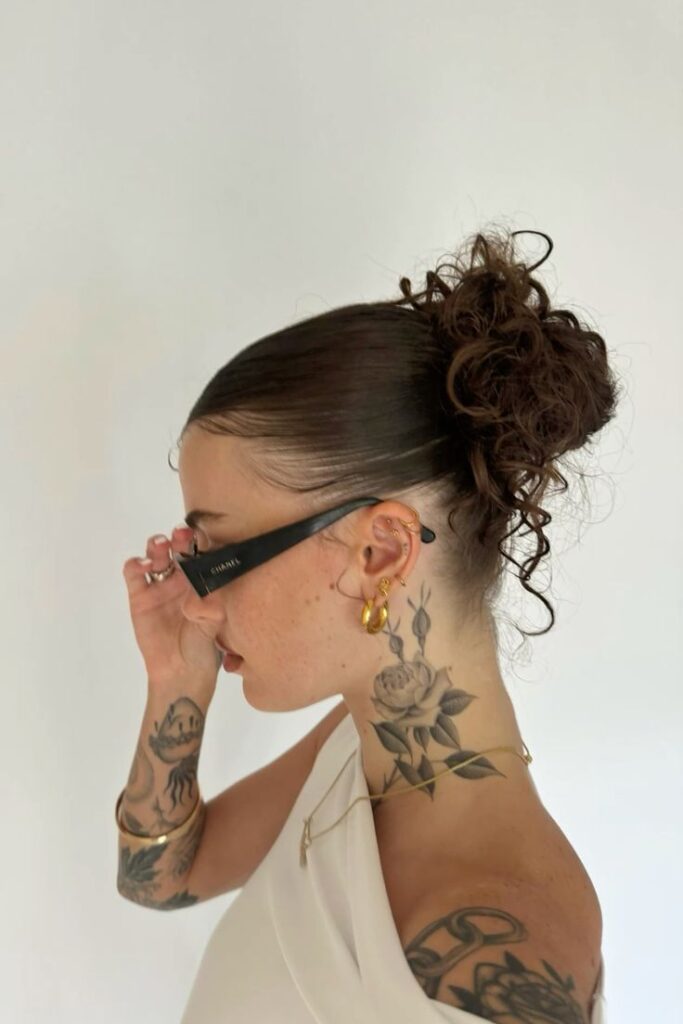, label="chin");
[241,677,316,714]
